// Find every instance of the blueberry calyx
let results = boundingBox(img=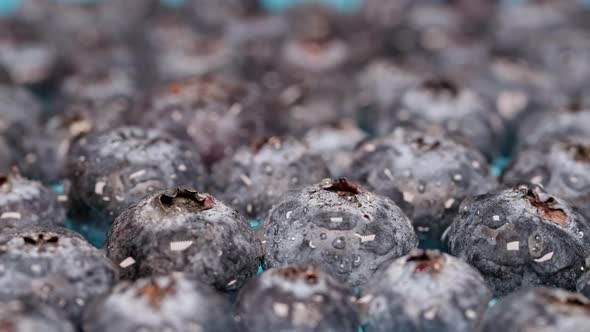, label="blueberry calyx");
[23,233,59,246]
[273,265,320,285]
[253,136,284,151]
[539,288,590,309]
[564,143,590,163]
[406,249,444,274]
[157,188,215,211]
[409,136,441,152]
[422,79,459,97]
[518,185,568,225]
[321,177,362,196]
[136,279,176,309]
